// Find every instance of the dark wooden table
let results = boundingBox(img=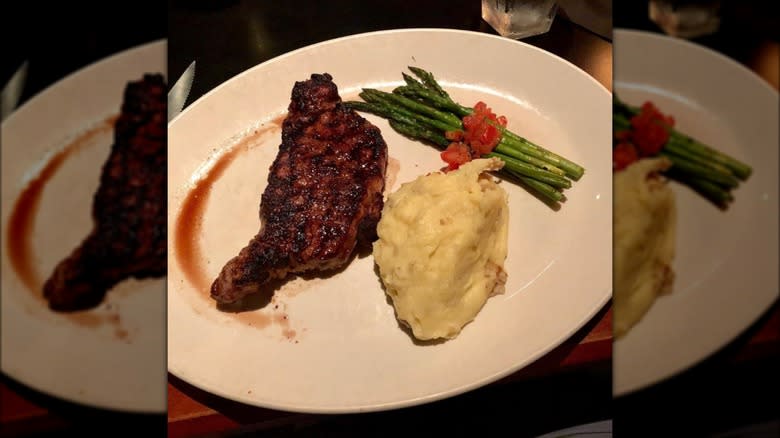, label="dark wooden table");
[1,2,166,109]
